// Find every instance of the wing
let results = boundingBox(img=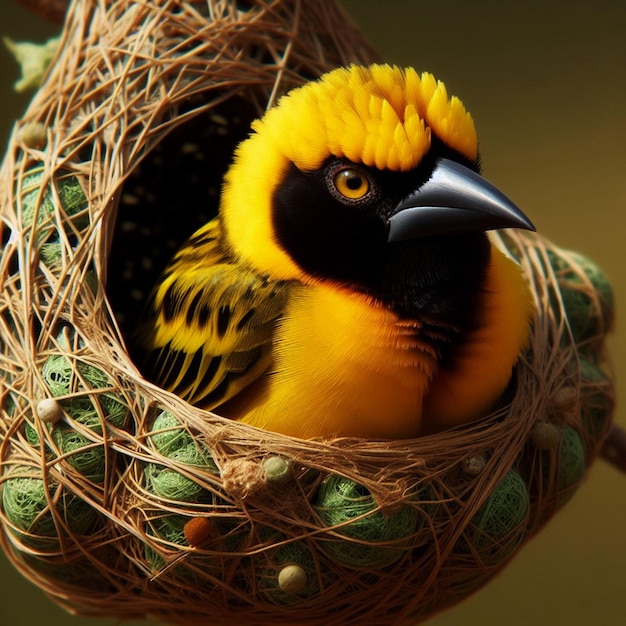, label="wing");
[135,218,289,409]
